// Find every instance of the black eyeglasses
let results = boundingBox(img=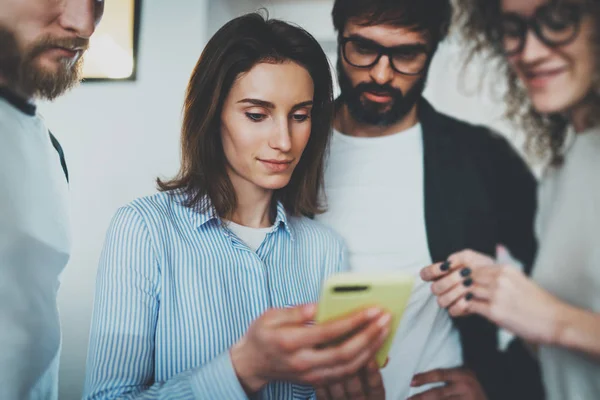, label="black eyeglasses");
[496,2,584,56]
[340,37,430,76]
